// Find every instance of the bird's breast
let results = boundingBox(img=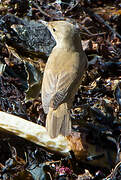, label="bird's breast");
[45,48,82,75]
